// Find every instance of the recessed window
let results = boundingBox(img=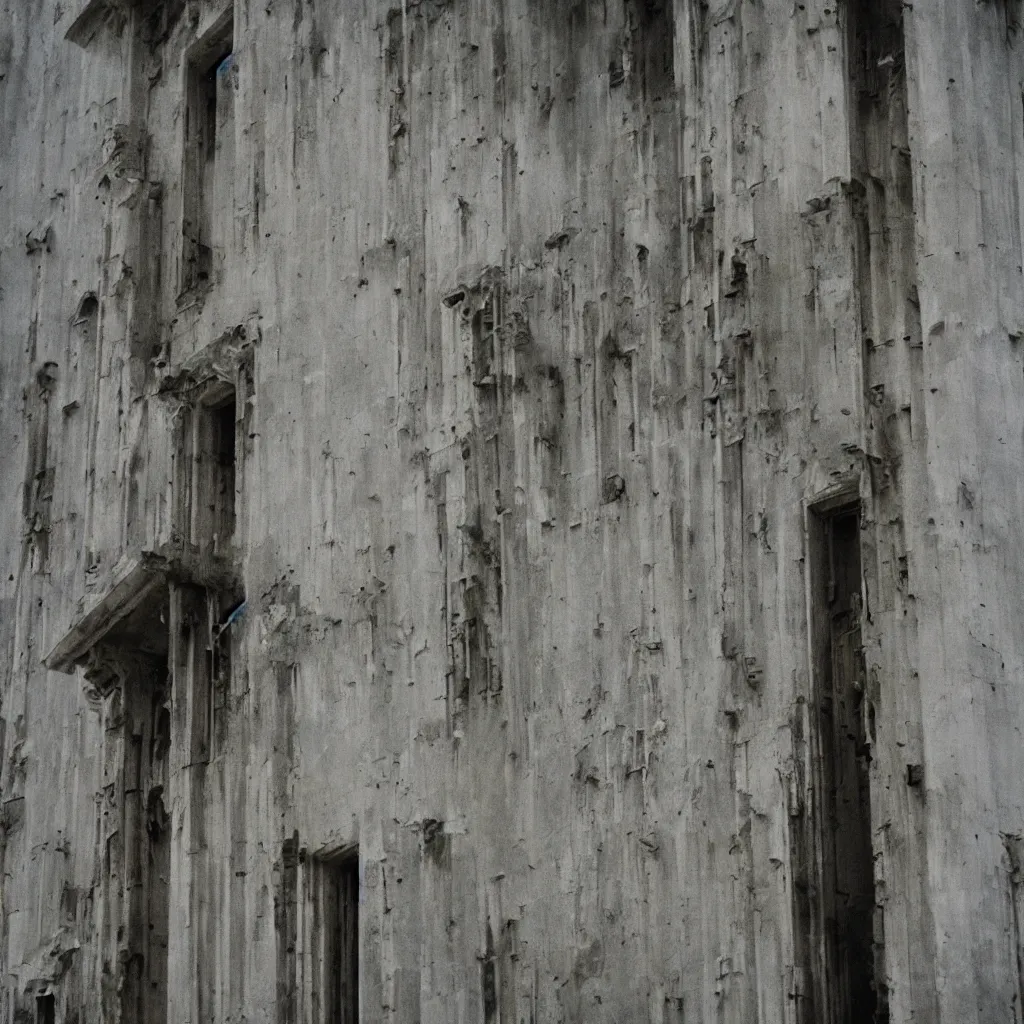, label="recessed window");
[311,849,360,1024]
[36,994,55,1024]
[209,392,237,545]
[803,501,883,1022]
[182,17,235,292]
[169,373,246,767]
[184,383,237,554]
